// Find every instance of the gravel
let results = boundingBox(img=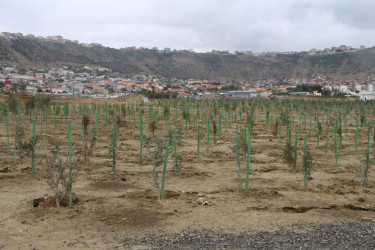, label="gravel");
[113,222,375,249]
